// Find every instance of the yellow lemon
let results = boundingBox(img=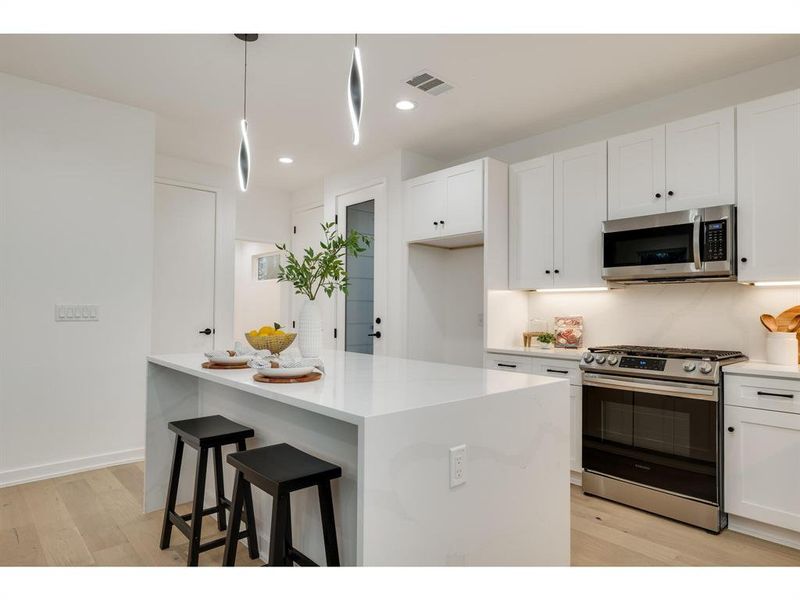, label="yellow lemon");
[248,329,258,336]
[273,330,286,336]
[258,326,275,336]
